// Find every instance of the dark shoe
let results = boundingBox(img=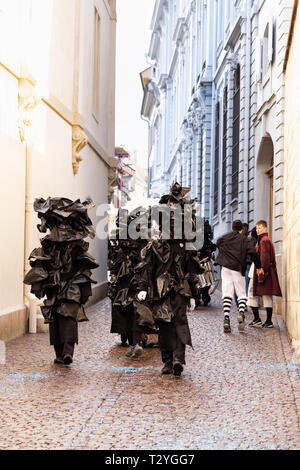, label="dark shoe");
[249,318,262,327]
[54,357,64,365]
[125,345,135,357]
[131,344,143,358]
[120,334,128,346]
[173,362,183,377]
[237,314,245,332]
[262,321,274,329]
[224,315,231,333]
[63,354,73,365]
[161,362,173,375]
